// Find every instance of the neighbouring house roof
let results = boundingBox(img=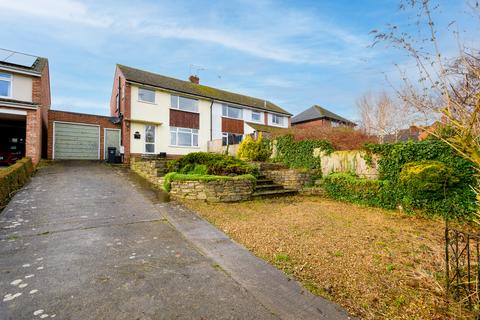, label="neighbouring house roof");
[245,122,288,133]
[117,64,292,116]
[291,105,355,126]
[384,126,422,143]
[0,49,48,75]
